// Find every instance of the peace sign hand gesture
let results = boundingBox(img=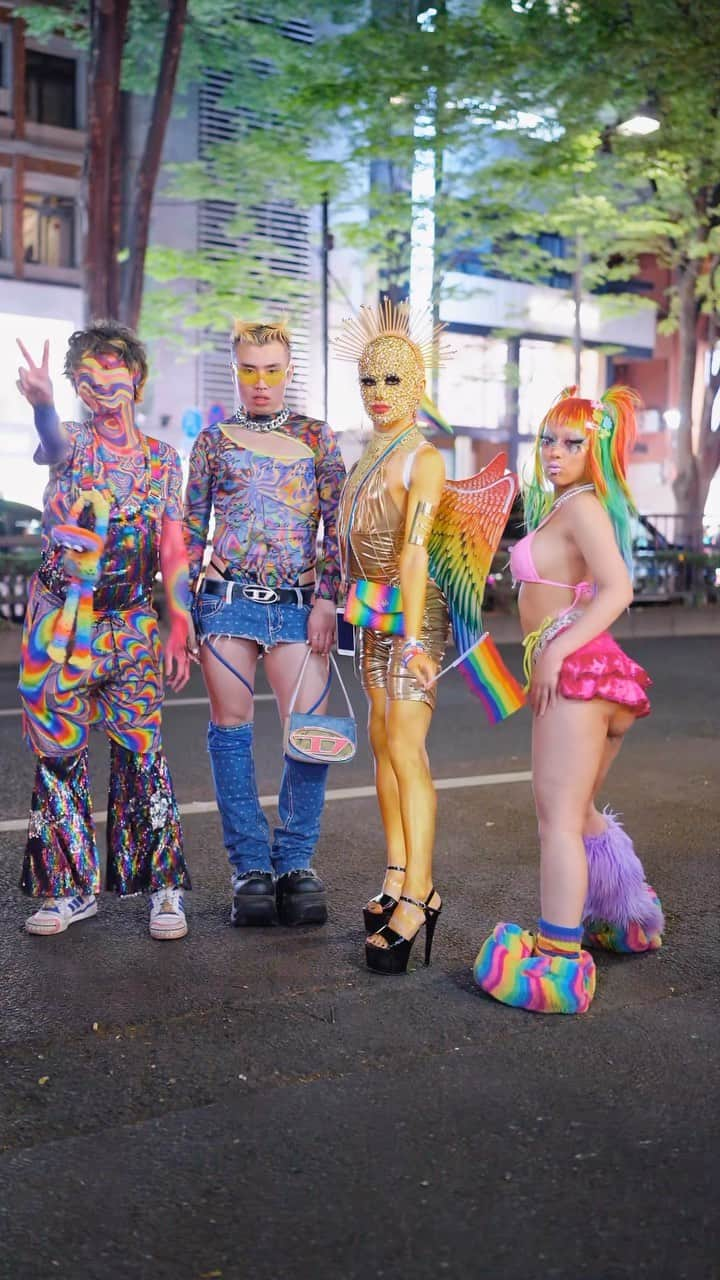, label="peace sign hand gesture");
[16,338,54,407]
